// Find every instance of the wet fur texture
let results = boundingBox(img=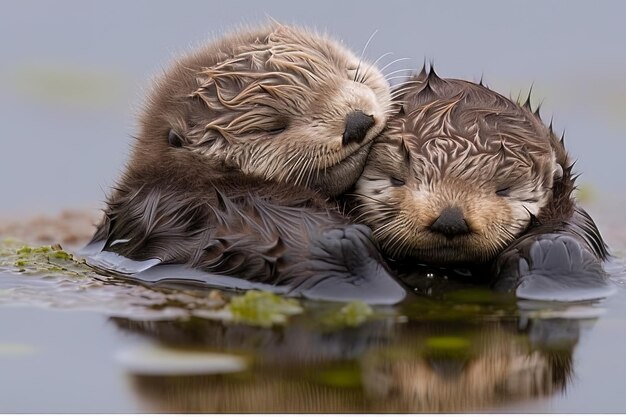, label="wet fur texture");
[89,24,400,297]
[92,171,390,290]
[352,69,608,292]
